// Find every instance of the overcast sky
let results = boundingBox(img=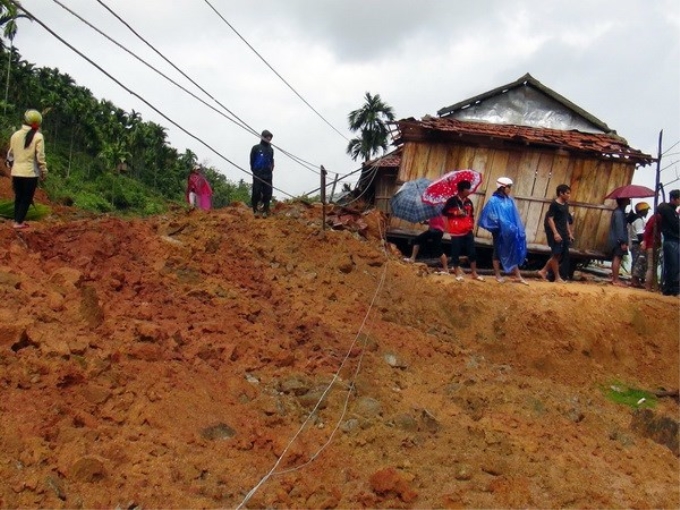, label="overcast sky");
[11,0,680,199]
